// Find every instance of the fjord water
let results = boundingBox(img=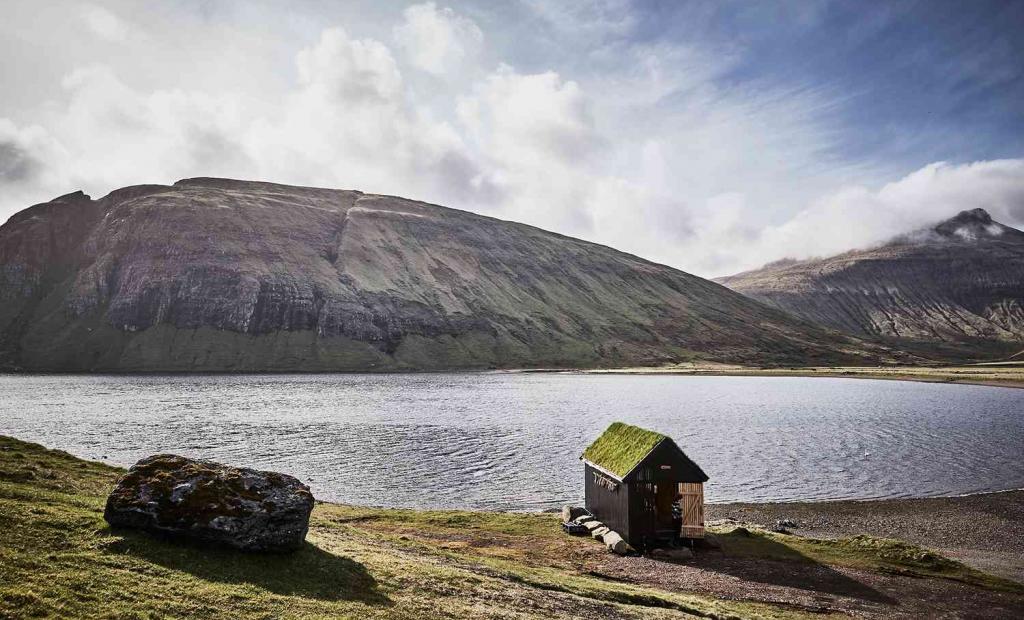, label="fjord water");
[2,373,1021,510]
